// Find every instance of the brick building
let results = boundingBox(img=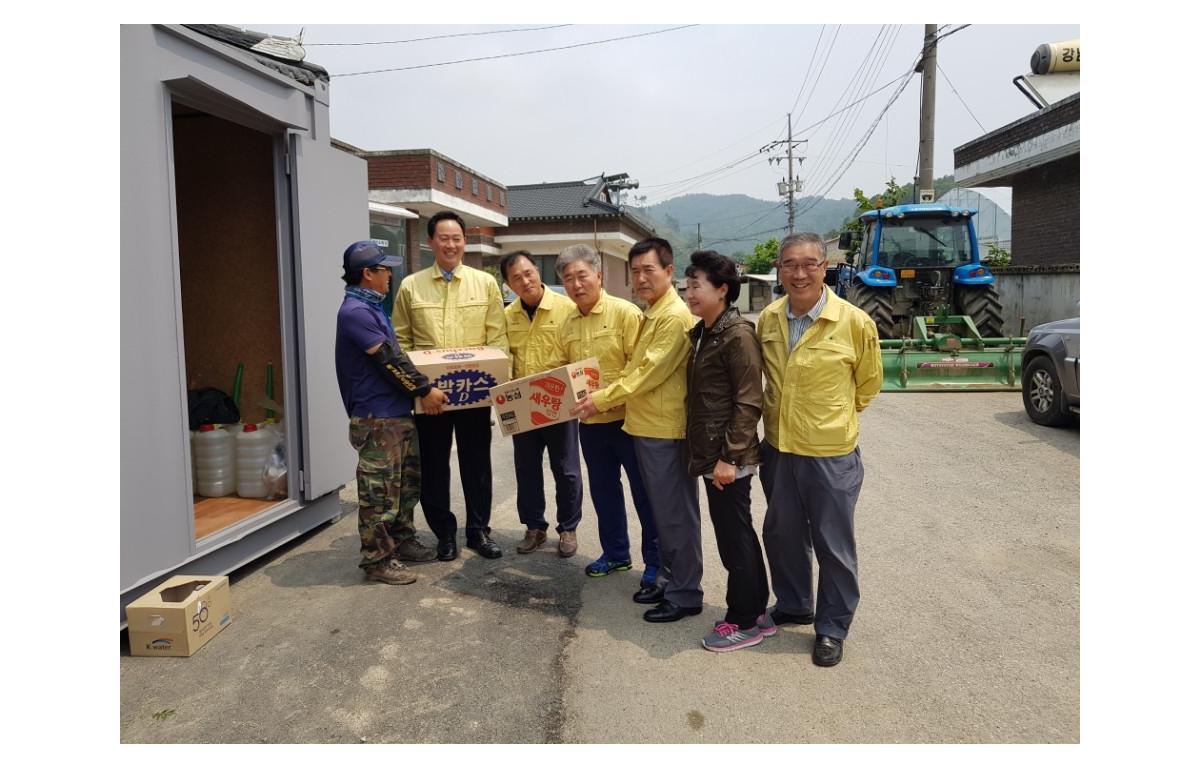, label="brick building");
[953,93,1079,267]
[499,174,658,302]
[336,145,509,277]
